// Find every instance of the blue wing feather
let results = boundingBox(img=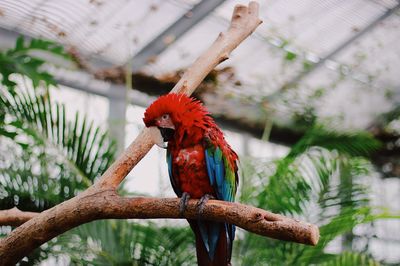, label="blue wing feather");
[204,146,235,202]
[204,144,237,252]
[204,149,216,187]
